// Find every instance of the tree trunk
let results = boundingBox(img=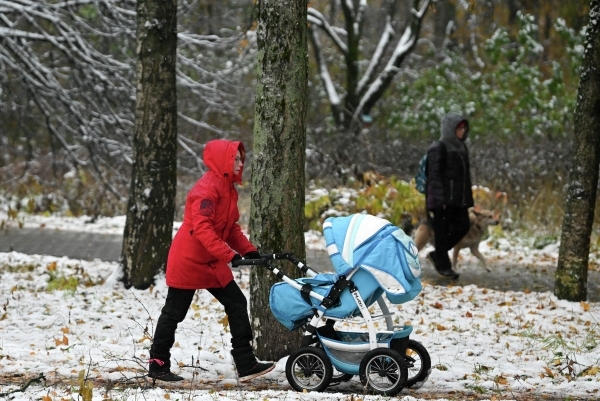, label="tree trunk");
[250,0,308,361]
[432,0,456,50]
[555,0,600,301]
[120,0,178,289]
